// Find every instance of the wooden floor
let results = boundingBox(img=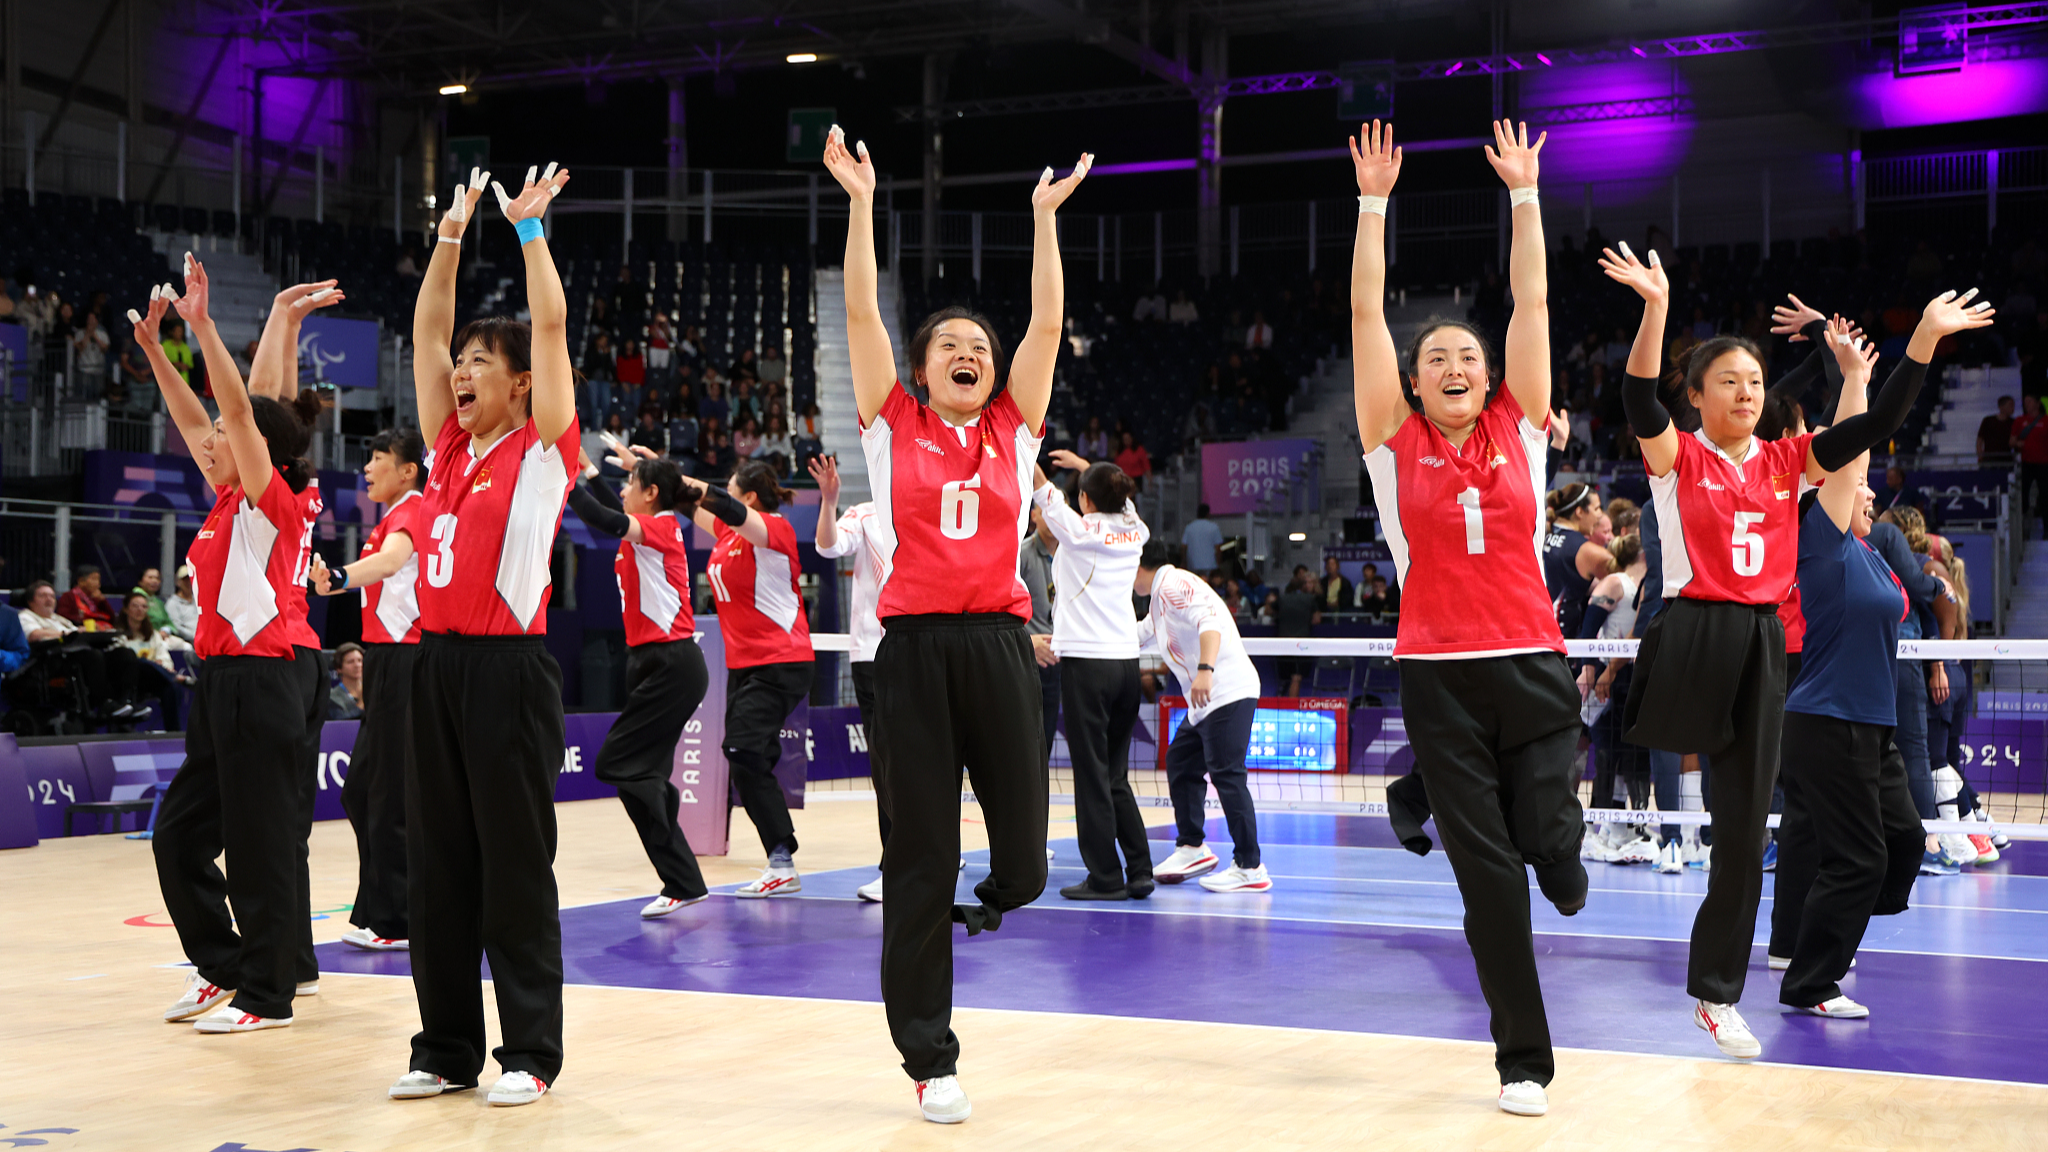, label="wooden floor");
[4,796,2044,1152]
